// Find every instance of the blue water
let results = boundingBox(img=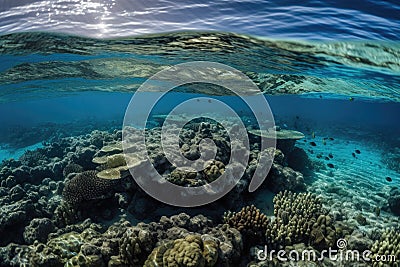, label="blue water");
[0,0,399,40]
